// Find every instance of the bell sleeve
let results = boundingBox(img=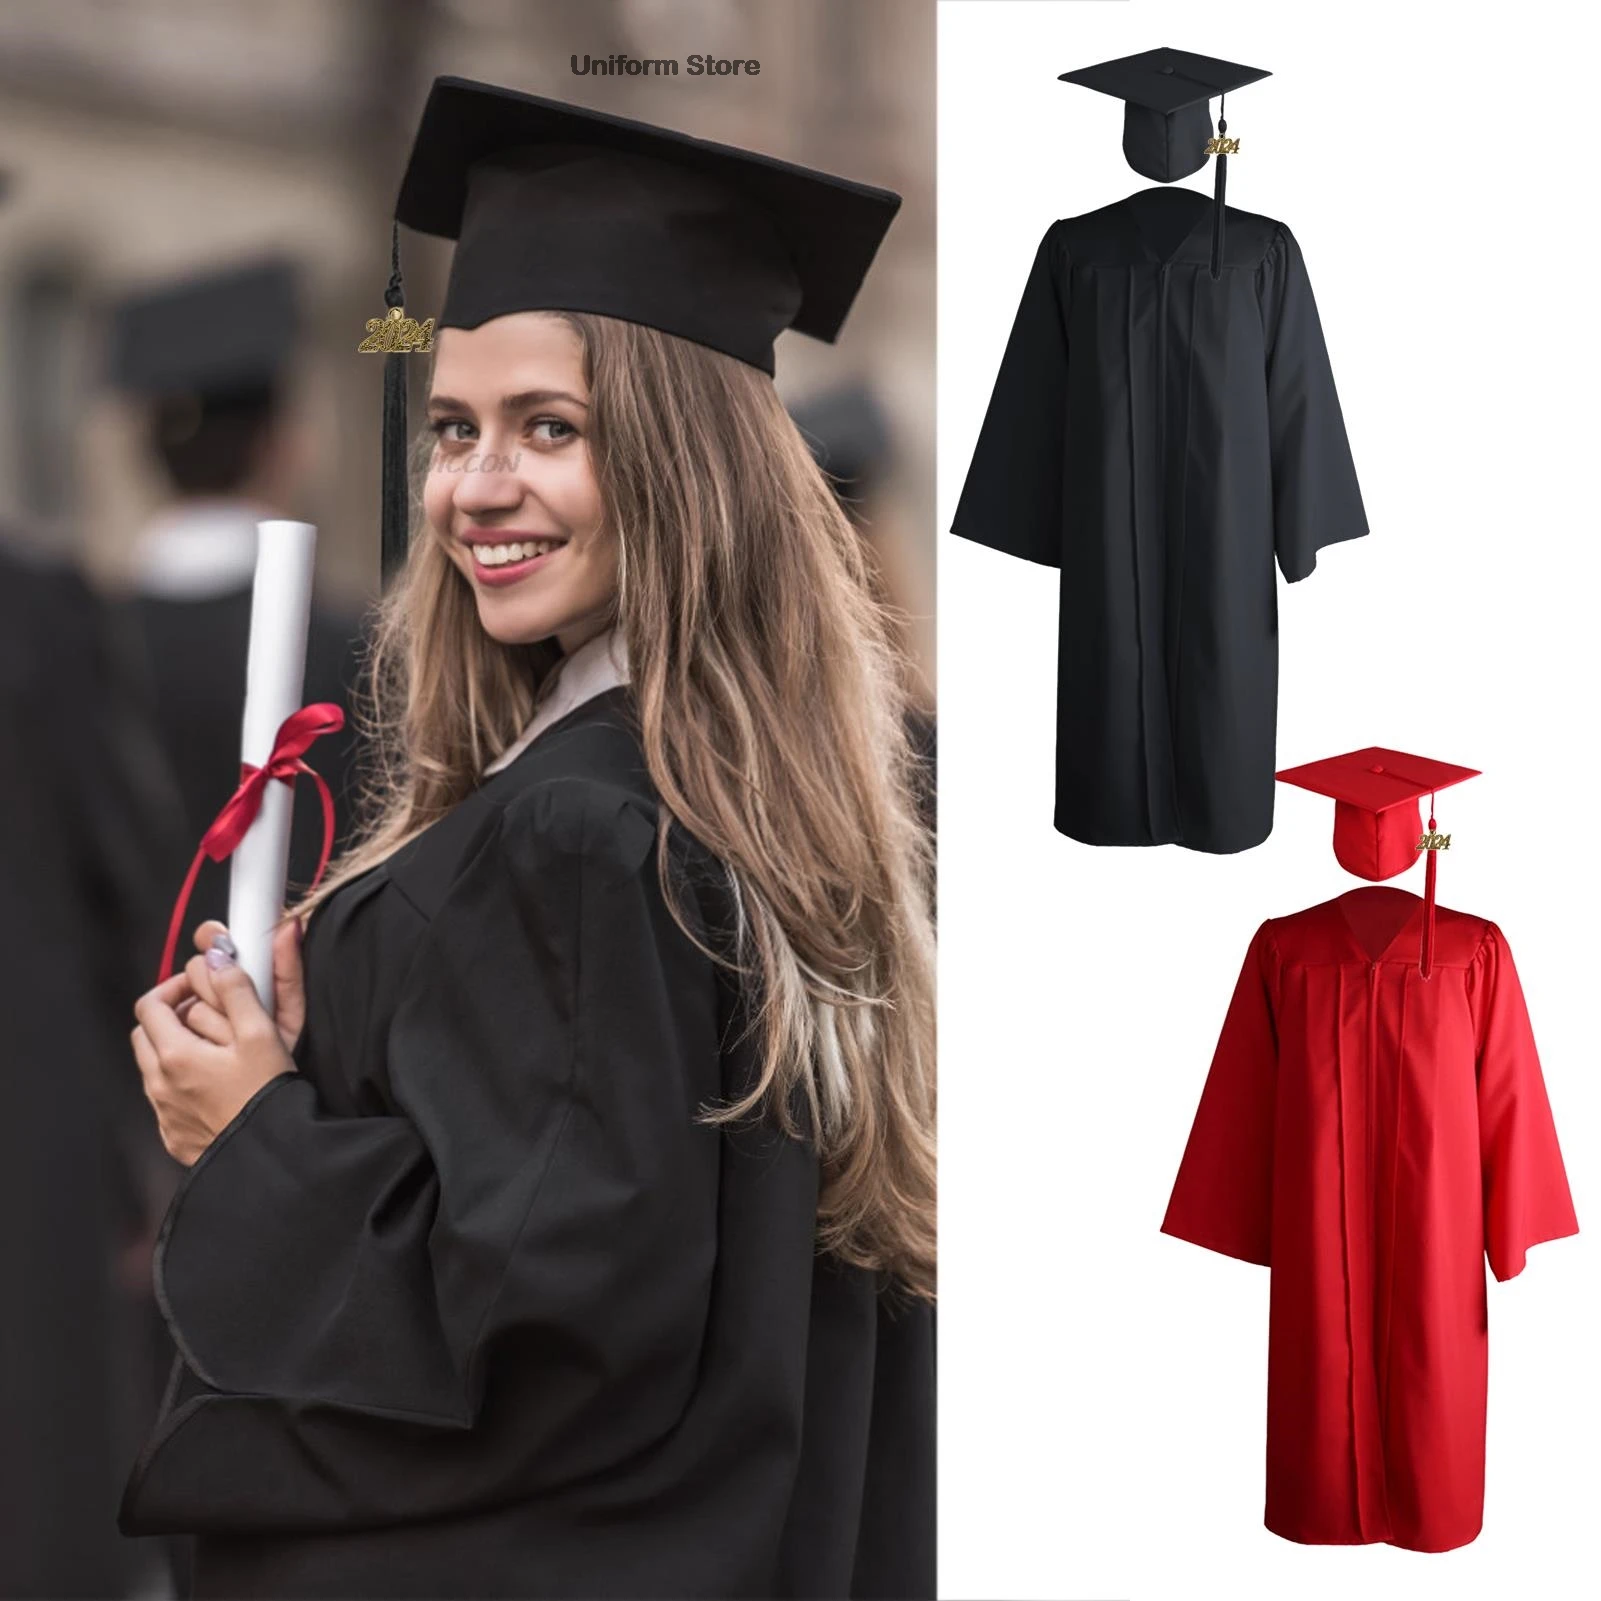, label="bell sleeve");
[949,223,1070,567]
[1161,922,1281,1266]
[1469,923,1579,1283]
[1257,225,1369,583]
[120,781,768,1534]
